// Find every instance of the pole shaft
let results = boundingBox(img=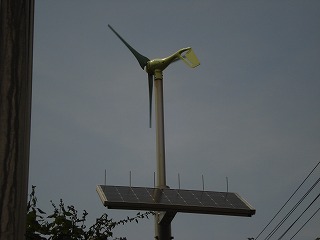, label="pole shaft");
[154,70,172,240]
[154,70,166,188]
[0,1,34,239]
